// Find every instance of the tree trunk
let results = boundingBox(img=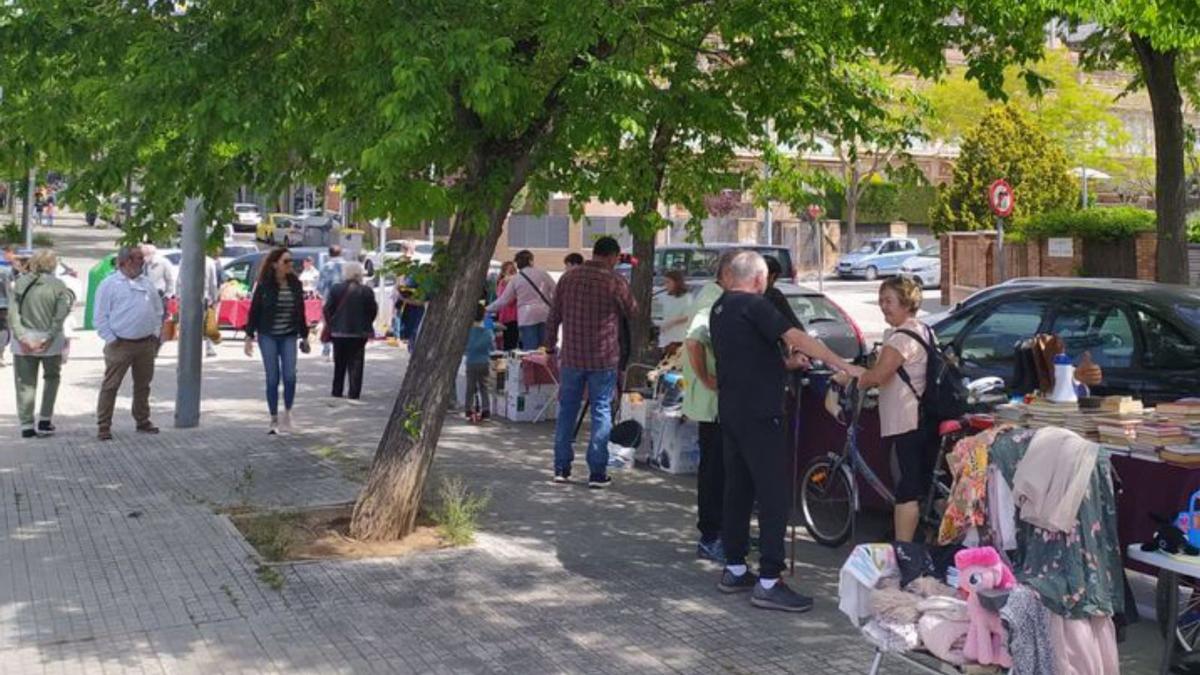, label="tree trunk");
[844,193,859,251]
[627,232,657,370]
[1132,34,1190,284]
